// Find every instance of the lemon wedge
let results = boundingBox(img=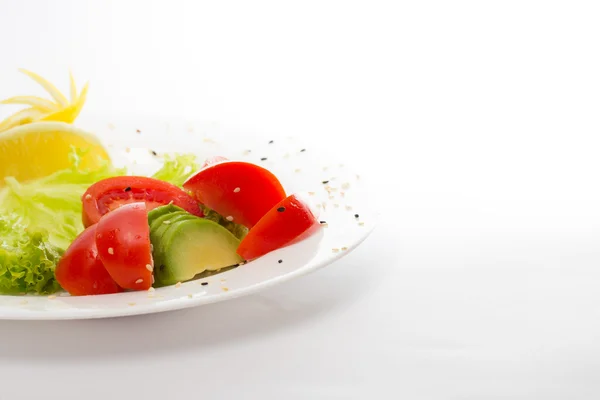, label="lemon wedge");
[0,122,109,185]
[0,69,88,133]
